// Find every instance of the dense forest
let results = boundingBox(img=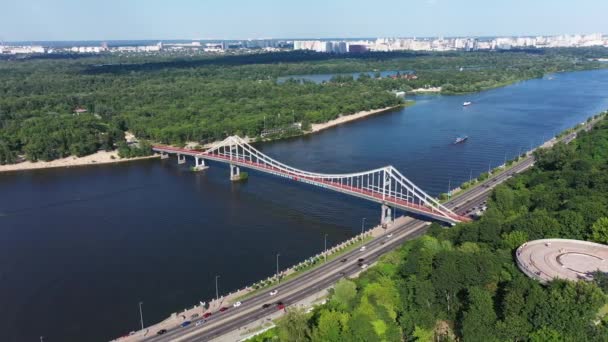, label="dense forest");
[1,48,607,164]
[254,114,608,341]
